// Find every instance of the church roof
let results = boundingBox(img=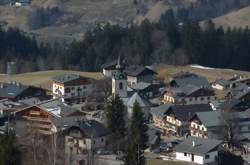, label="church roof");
[127,92,151,108]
